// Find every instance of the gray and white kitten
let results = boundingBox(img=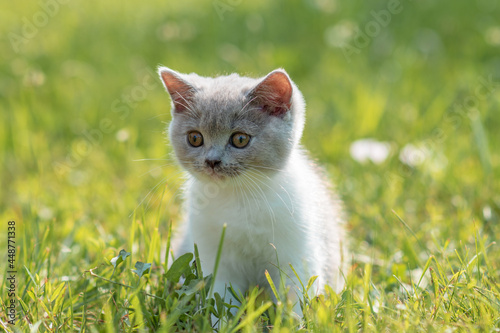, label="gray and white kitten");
[158,67,346,310]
